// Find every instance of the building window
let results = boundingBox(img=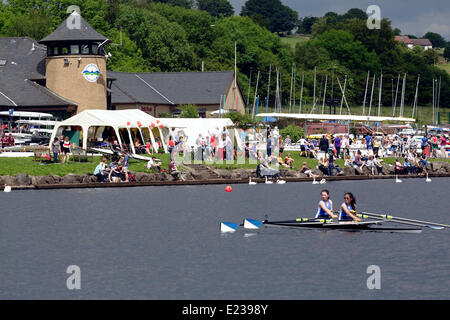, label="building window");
[62,47,69,55]
[53,47,59,55]
[92,44,98,55]
[70,45,80,54]
[81,45,90,54]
